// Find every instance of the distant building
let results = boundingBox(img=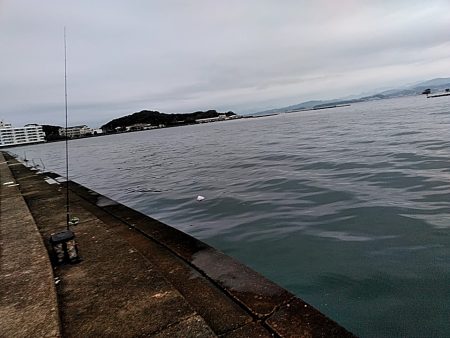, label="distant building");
[125,123,157,131]
[195,114,240,124]
[0,121,46,147]
[59,125,93,138]
[92,128,104,135]
[196,114,227,124]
